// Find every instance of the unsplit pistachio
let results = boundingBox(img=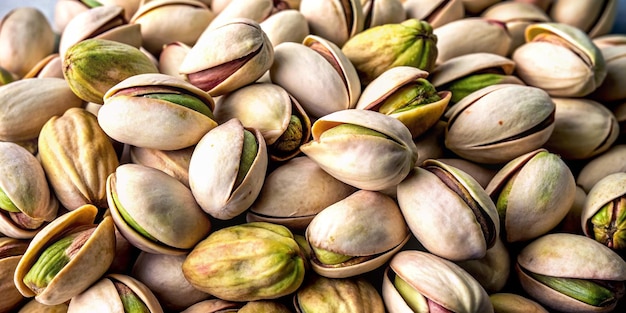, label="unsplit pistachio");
[486,149,576,242]
[489,293,549,313]
[403,0,465,28]
[208,0,286,29]
[356,66,450,138]
[68,274,163,313]
[0,237,29,312]
[106,163,212,255]
[0,7,56,78]
[382,250,494,312]
[260,9,310,47]
[342,19,438,84]
[456,237,510,293]
[182,222,306,301]
[214,83,311,161]
[0,142,58,238]
[62,38,159,104]
[130,0,214,56]
[445,84,555,164]
[0,77,83,142]
[247,156,357,230]
[577,144,626,193]
[306,190,410,278]
[361,0,406,29]
[397,159,499,261]
[516,233,626,312]
[13,204,116,306]
[299,0,364,47]
[99,73,218,150]
[188,119,267,220]
[513,23,607,97]
[129,145,194,188]
[38,107,119,211]
[295,274,385,313]
[582,173,626,250]
[300,109,417,191]
[543,97,619,160]
[17,299,68,313]
[180,18,274,97]
[549,0,617,38]
[436,158,498,189]
[590,45,626,102]
[158,41,190,80]
[461,0,500,14]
